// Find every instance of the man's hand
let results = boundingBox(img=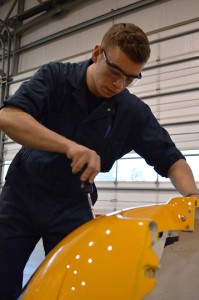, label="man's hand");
[66,143,101,183]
